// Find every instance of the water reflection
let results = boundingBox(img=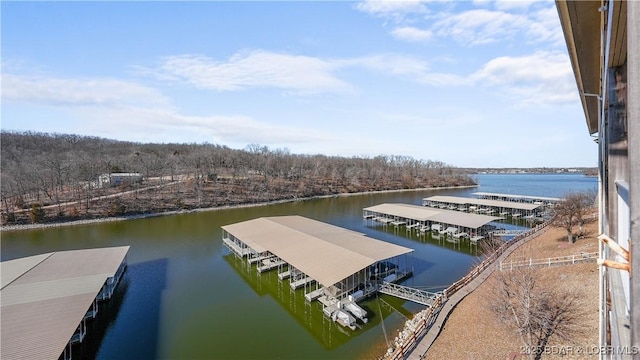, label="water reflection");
[366,223,481,256]
[223,253,412,350]
[74,271,129,359]
[94,258,168,360]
